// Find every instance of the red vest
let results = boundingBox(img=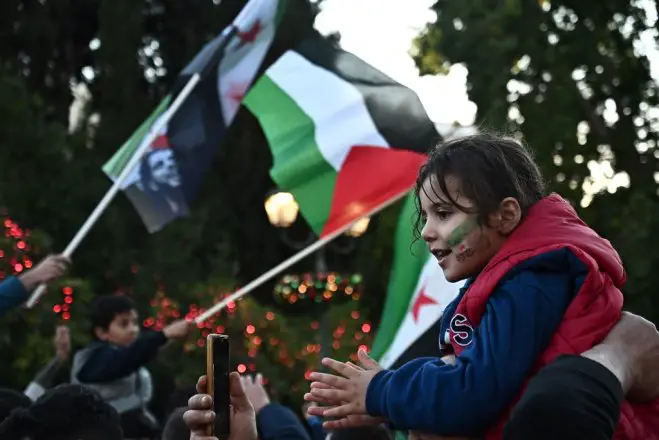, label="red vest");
[447,194,659,439]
